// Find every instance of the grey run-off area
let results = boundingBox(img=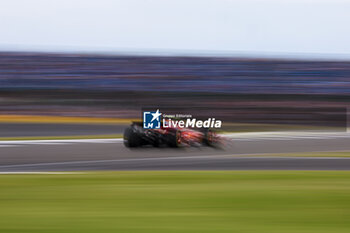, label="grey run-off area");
[1,132,350,171]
